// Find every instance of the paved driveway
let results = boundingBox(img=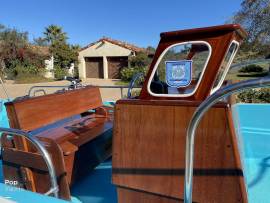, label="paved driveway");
[0,79,129,101]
